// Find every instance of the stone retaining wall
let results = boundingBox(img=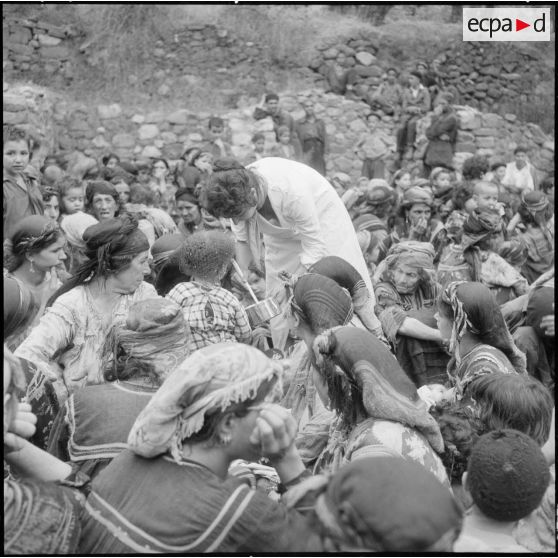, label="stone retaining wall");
[3,83,554,181]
